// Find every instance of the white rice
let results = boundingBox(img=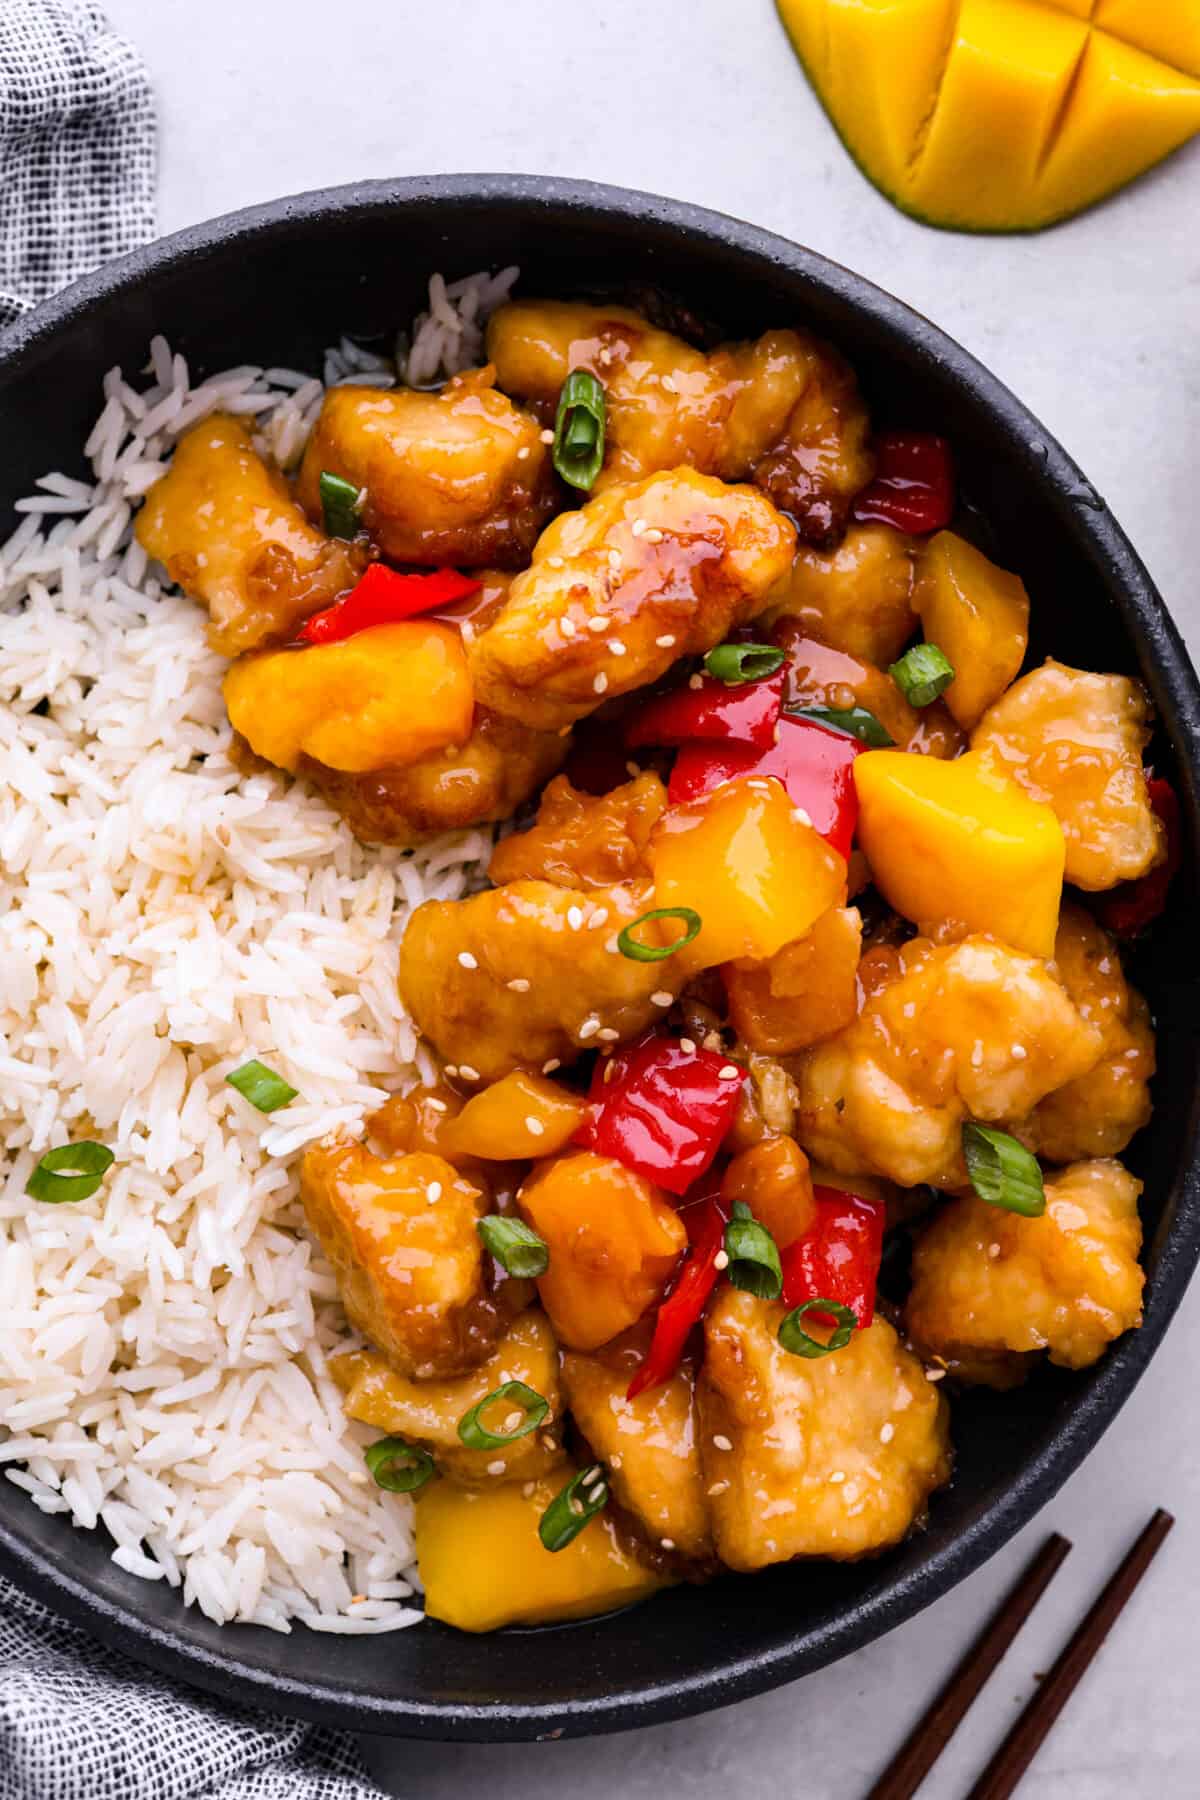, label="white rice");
[0,270,515,1632]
